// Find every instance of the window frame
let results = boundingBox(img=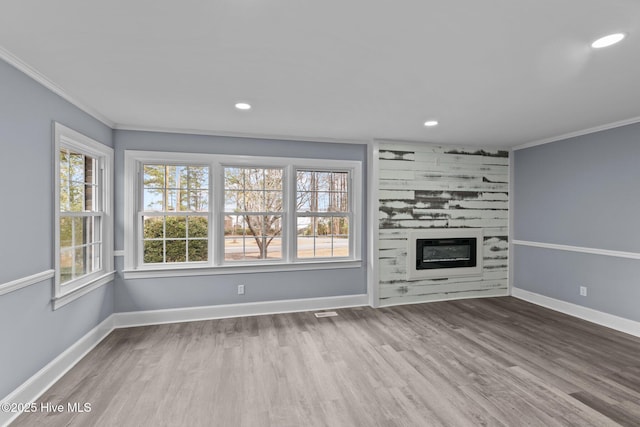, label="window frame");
[123,151,361,279]
[53,123,114,309]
